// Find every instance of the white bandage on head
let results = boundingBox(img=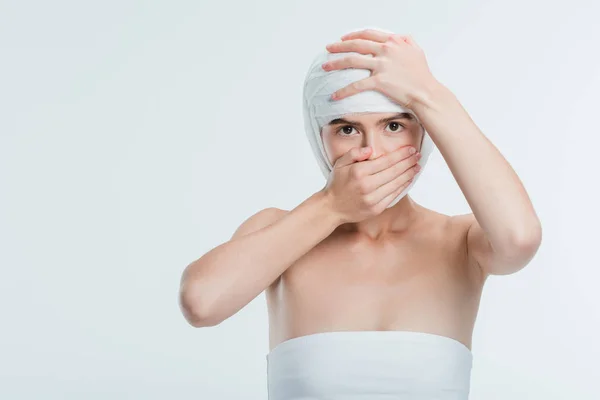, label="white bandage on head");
[302,27,436,208]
